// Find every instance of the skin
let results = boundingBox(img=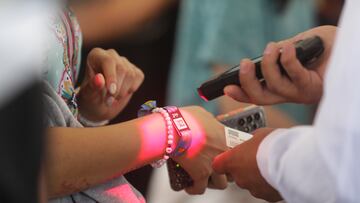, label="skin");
[77,48,144,122]
[213,26,338,201]
[46,48,227,198]
[224,25,337,105]
[71,0,176,45]
[213,128,282,202]
[214,64,296,128]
